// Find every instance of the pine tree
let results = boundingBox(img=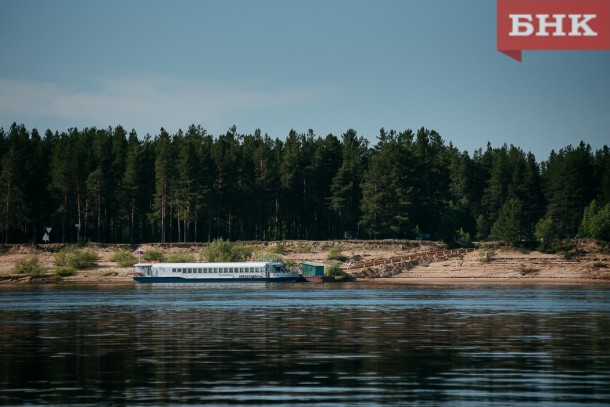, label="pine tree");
[153,128,173,242]
[309,133,342,239]
[49,130,80,242]
[543,142,595,237]
[360,129,414,238]
[211,126,240,239]
[122,130,142,243]
[491,197,528,244]
[0,124,30,243]
[411,128,451,239]
[329,129,368,237]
